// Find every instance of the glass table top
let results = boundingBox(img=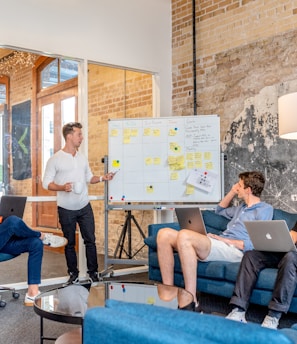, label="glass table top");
[34,281,193,323]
